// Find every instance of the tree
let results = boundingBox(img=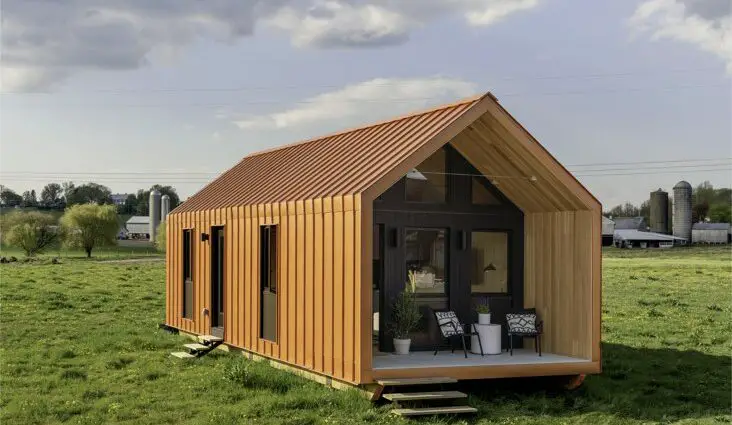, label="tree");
[65,183,113,206]
[709,204,732,223]
[41,183,63,207]
[133,185,181,216]
[1,187,23,207]
[60,204,118,258]
[1,211,59,256]
[692,201,710,223]
[155,220,166,252]
[21,190,37,207]
[605,202,640,218]
[118,194,138,215]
